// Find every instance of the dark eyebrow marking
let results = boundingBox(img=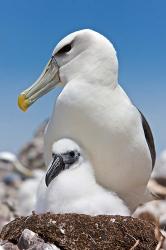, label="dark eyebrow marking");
[56,44,72,54]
